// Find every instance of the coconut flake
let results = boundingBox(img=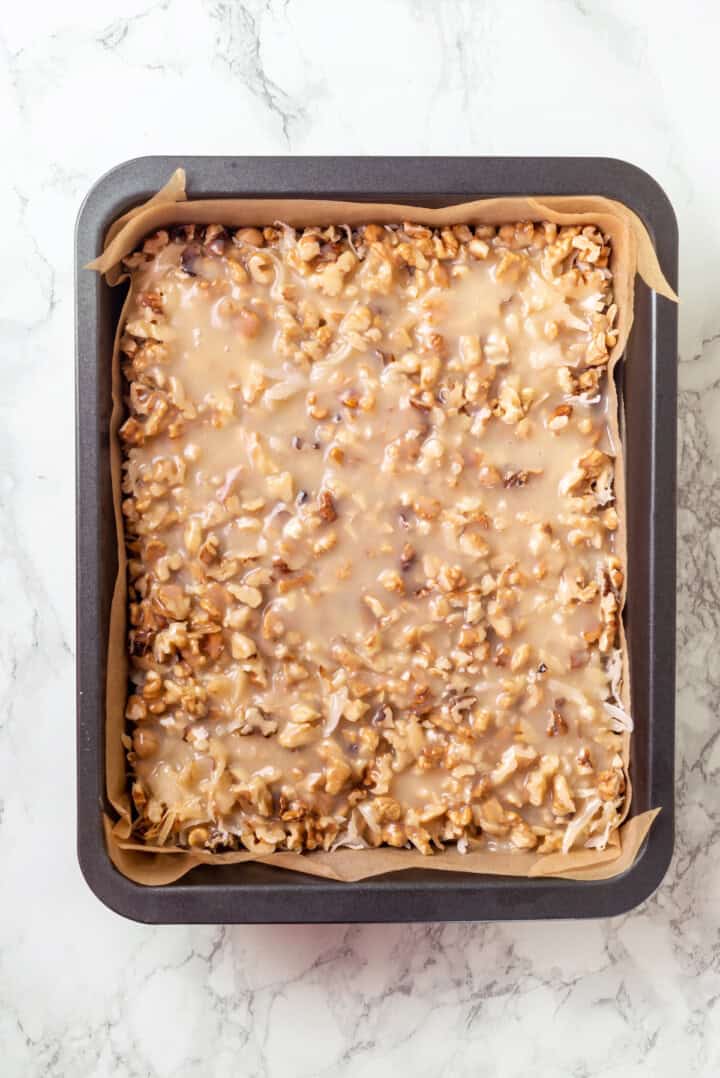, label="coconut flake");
[263,501,291,530]
[272,220,298,255]
[604,702,634,733]
[331,834,369,851]
[606,649,624,699]
[323,688,349,736]
[217,466,243,502]
[310,342,352,378]
[584,804,617,850]
[562,796,602,854]
[260,365,295,380]
[357,800,381,837]
[341,224,362,257]
[331,811,370,851]
[263,376,307,402]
